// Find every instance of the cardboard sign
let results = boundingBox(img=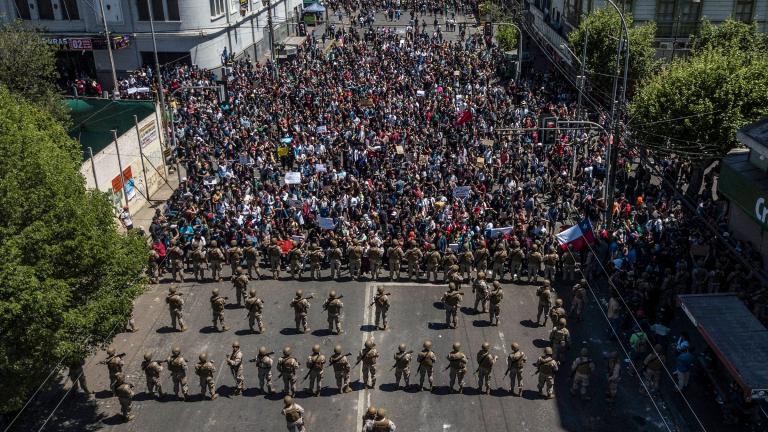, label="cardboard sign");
[476,157,485,165]
[315,163,327,172]
[318,217,335,230]
[277,147,290,157]
[452,186,471,199]
[396,145,404,155]
[284,172,302,184]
